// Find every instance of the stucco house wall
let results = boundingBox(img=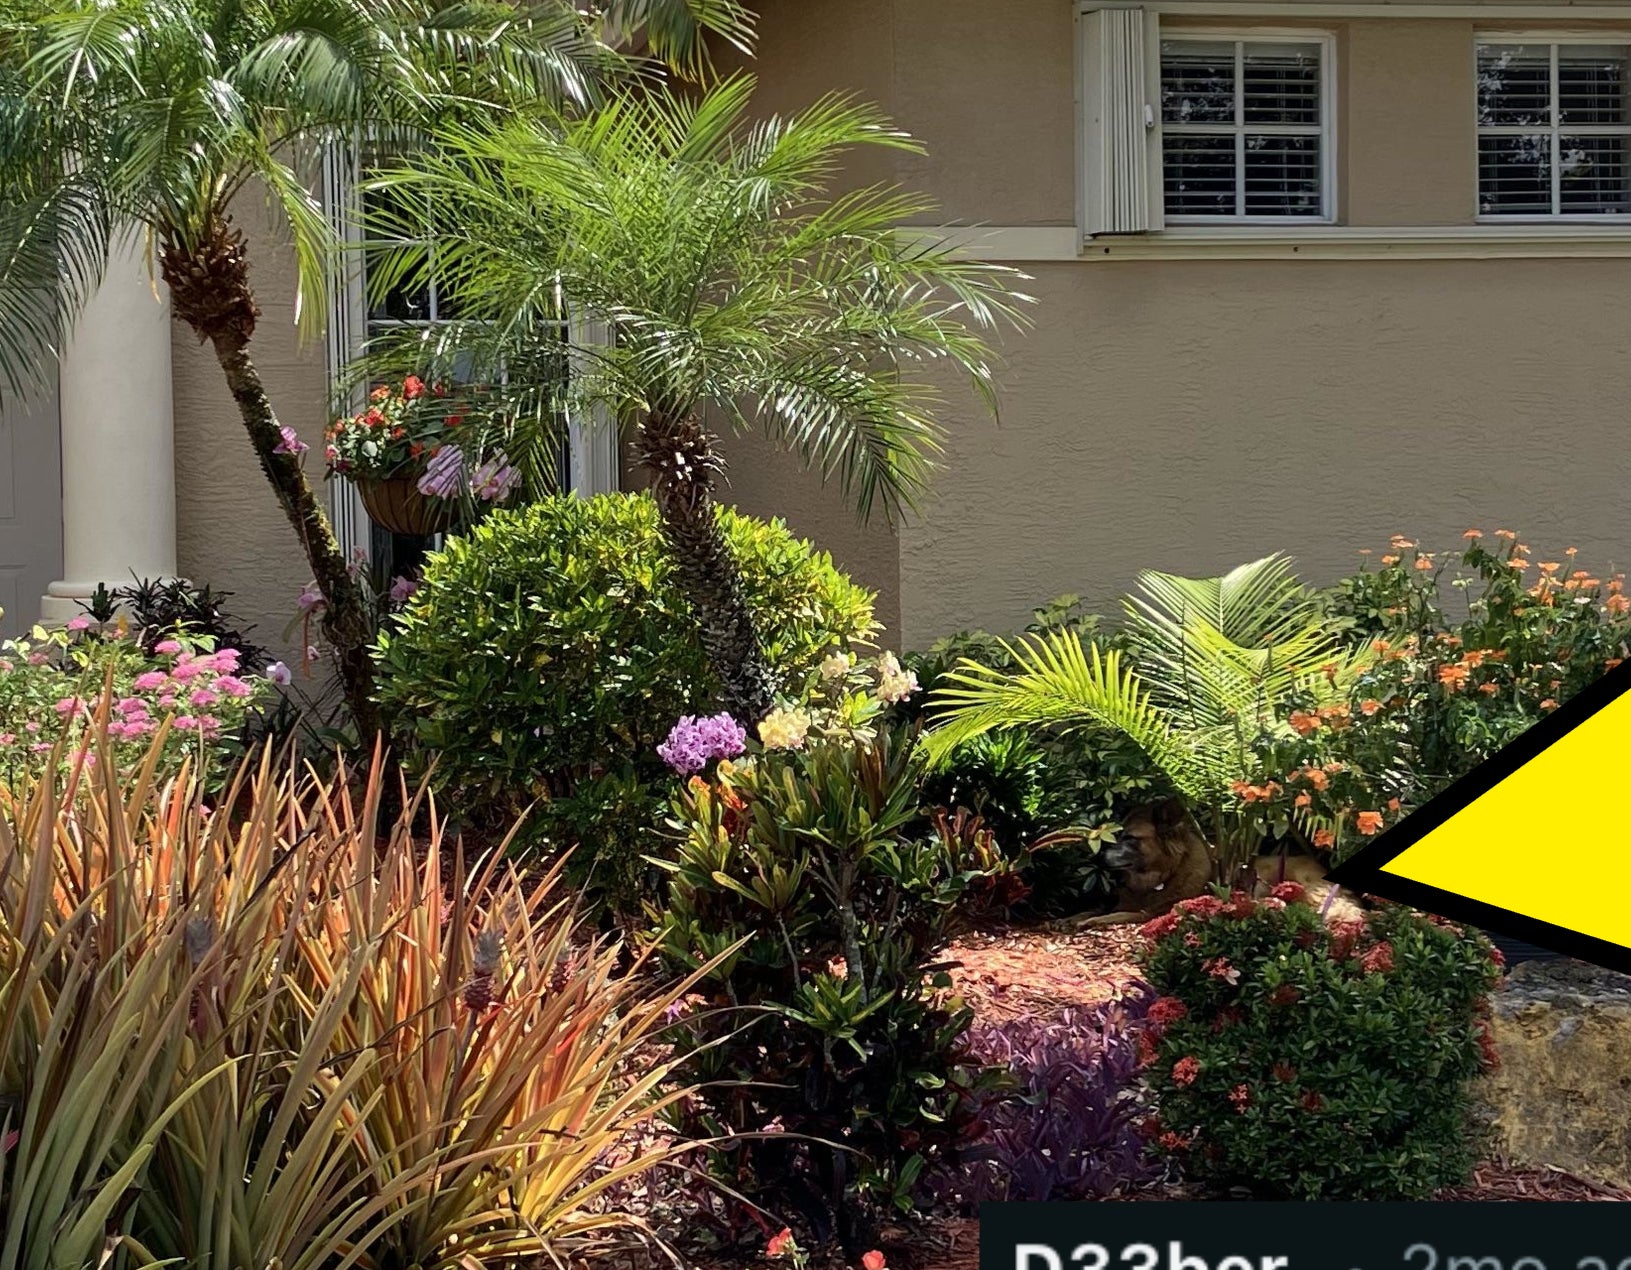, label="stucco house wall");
[736,0,1631,650]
